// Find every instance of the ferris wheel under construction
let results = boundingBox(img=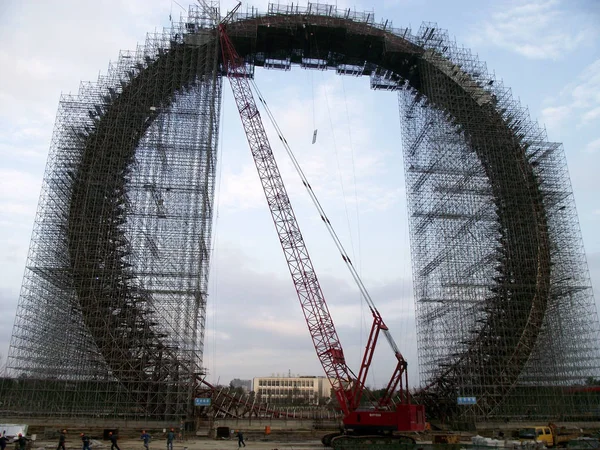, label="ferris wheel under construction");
[2,2,600,425]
